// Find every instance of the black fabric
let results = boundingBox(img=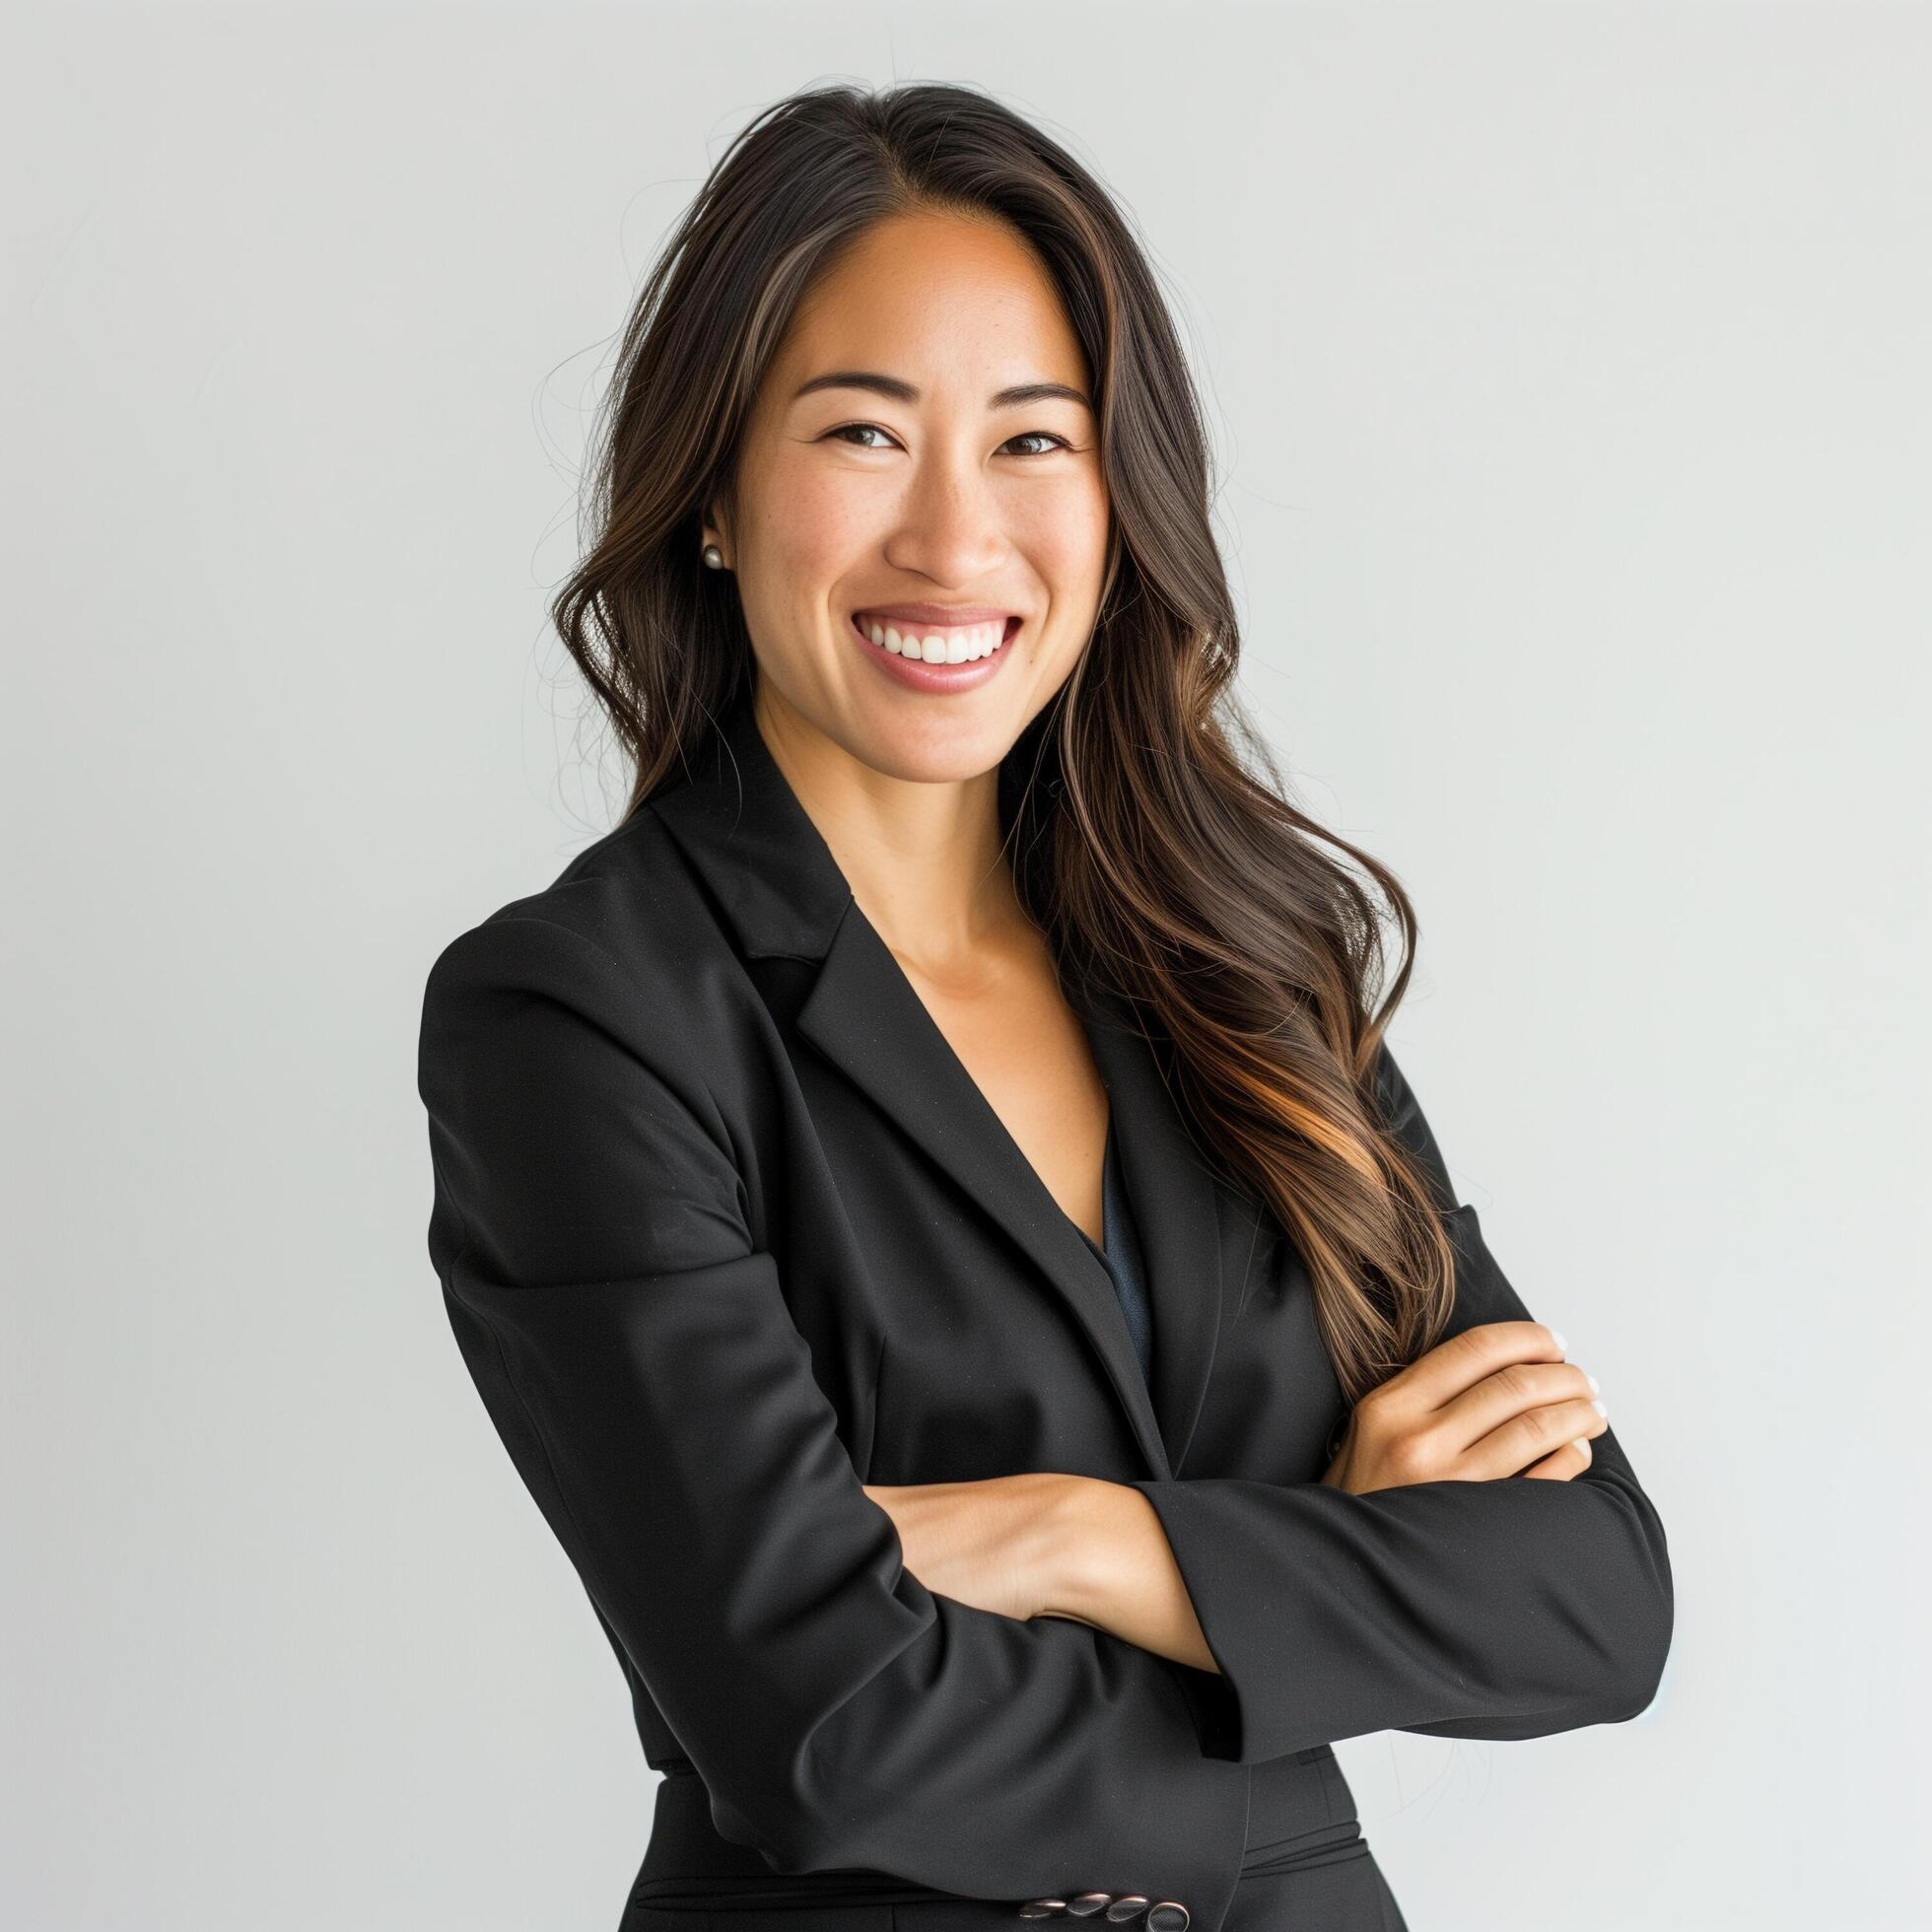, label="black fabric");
[1076,1115,1155,1386]
[416,684,1671,1932]
[628,1745,1393,1924]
